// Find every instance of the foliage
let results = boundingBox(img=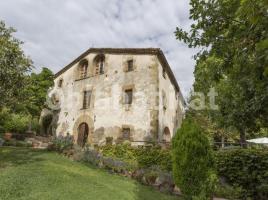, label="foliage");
[3,111,31,133]
[101,143,137,162]
[215,148,268,199]
[100,143,172,171]
[0,20,53,135]
[135,146,172,171]
[30,117,40,133]
[172,119,215,199]
[0,20,32,109]
[214,183,243,200]
[176,0,268,144]
[0,107,41,134]
[82,147,102,165]
[0,107,10,133]
[51,135,74,152]
[21,67,54,118]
